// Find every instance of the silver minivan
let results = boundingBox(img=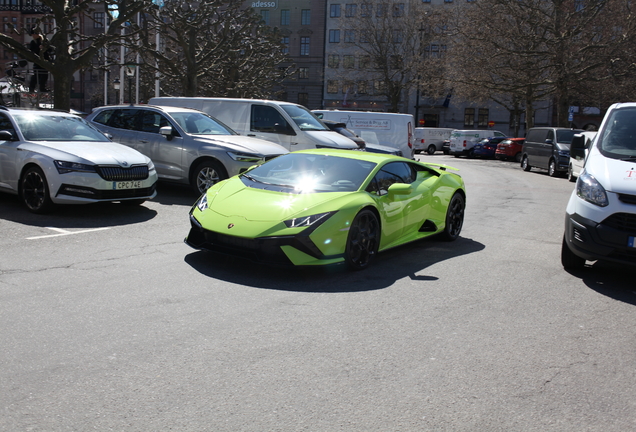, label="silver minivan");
[86,105,288,194]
